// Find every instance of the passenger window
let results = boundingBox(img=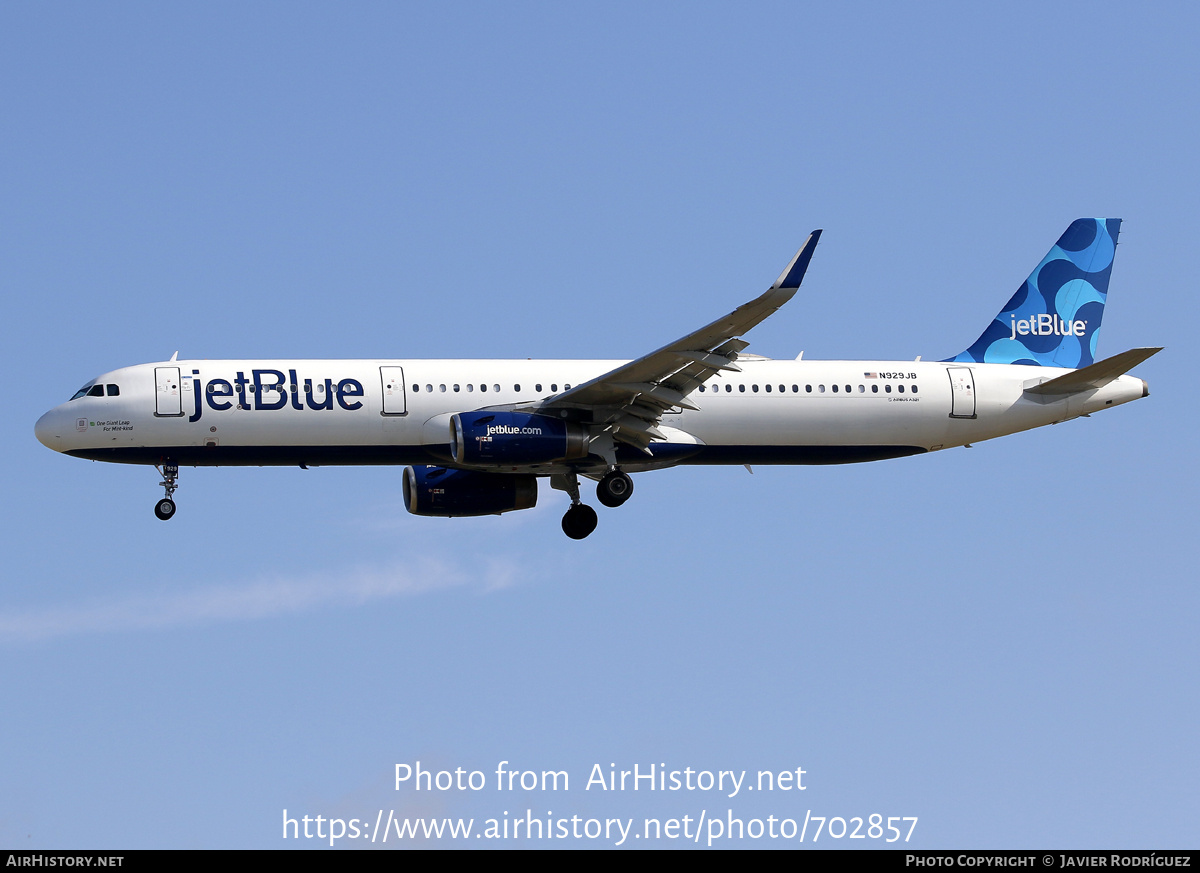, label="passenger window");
[739,384,746,393]
[764,384,771,392]
[426,384,433,393]
[453,384,460,392]
[832,384,838,393]
[467,384,474,392]
[898,384,905,393]
[412,384,419,393]
[536,384,543,392]
[845,385,851,393]
[480,384,487,392]
[912,385,918,394]
[885,384,892,393]
[725,384,732,393]
[439,384,446,392]
[872,384,879,393]
[551,384,558,392]
[805,385,811,393]
[752,384,758,393]
[494,384,501,392]
[819,385,825,393]
[107,384,120,396]
[514,384,520,392]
